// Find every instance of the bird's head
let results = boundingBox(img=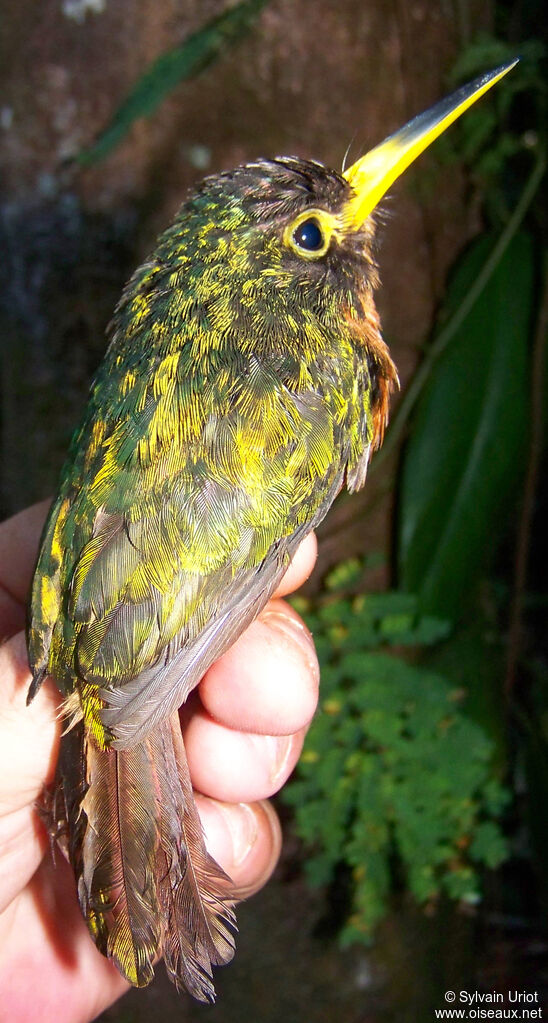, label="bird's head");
[205,64,513,267]
[146,61,515,344]
[117,60,516,419]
